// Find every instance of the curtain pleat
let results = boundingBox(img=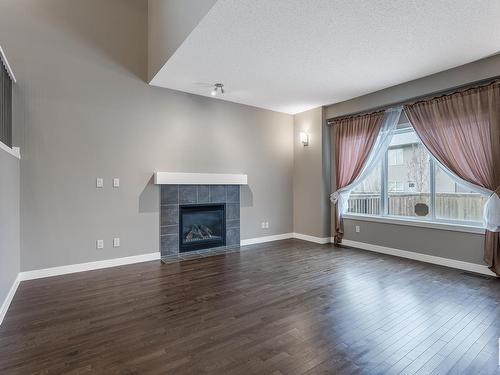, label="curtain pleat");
[405,81,500,275]
[332,111,384,244]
